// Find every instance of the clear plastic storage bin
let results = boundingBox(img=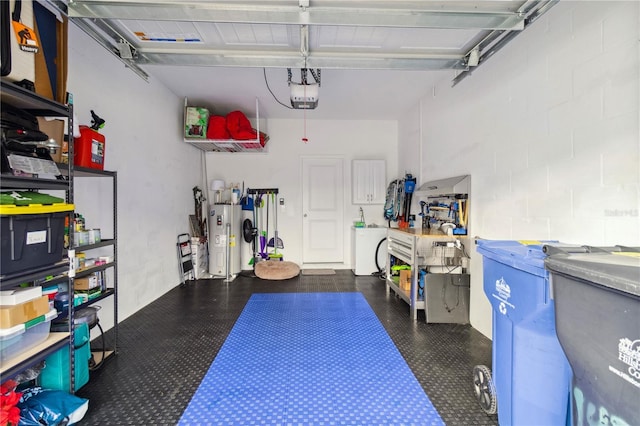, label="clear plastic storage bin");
[0,309,57,363]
